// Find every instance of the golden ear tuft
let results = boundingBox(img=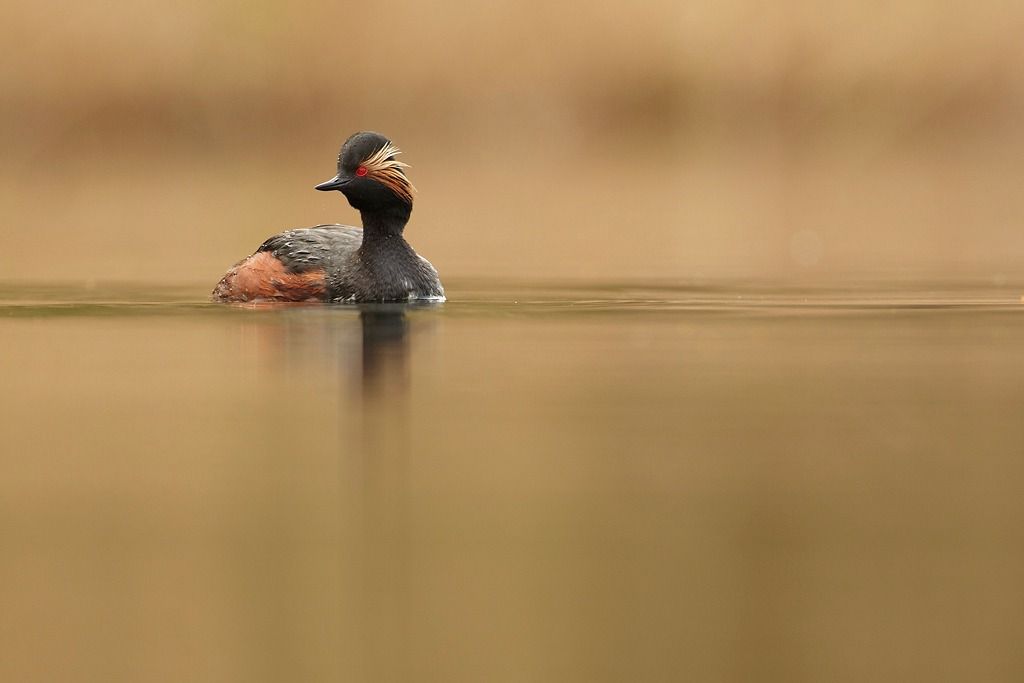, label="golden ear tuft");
[361,141,417,203]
